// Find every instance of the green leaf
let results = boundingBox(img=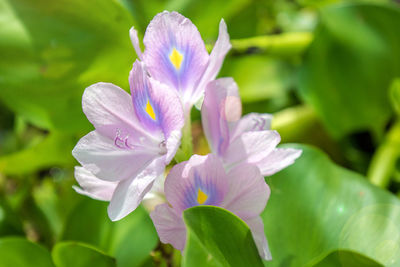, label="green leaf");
[220,55,292,103]
[183,206,264,267]
[298,3,400,138]
[389,78,400,116]
[0,237,54,267]
[313,250,383,267]
[62,198,158,267]
[0,0,135,132]
[263,144,400,266]
[0,131,75,175]
[52,241,116,267]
